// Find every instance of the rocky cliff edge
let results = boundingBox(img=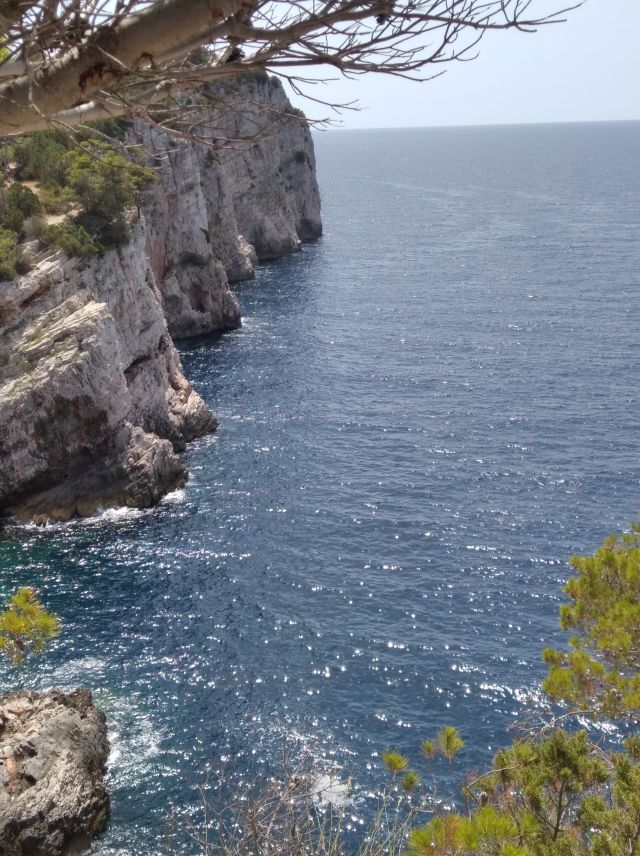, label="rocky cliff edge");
[0,74,321,523]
